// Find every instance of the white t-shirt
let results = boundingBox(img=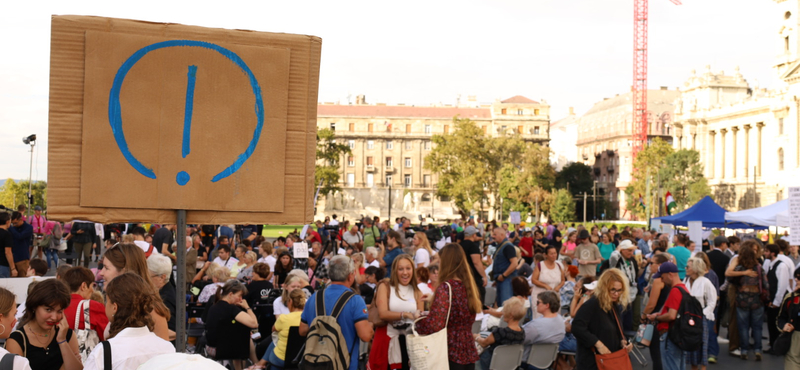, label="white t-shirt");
[417,283,433,296]
[342,231,362,246]
[259,255,277,273]
[329,220,339,226]
[337,248,346,255]
[368,260,380,269]
[273,296,290,316]
[83,326,175,370]
[213,256,239,269]
[414,248,431,267]
[134,240,151,254]
[0,346,31,370]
